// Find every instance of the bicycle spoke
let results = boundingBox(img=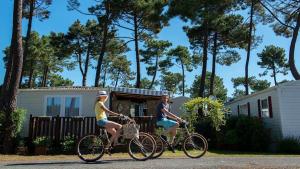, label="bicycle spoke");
[183,134,208,158]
